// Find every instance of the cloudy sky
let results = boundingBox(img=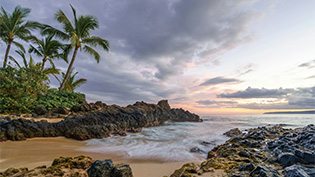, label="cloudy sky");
[1,0,314,114]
